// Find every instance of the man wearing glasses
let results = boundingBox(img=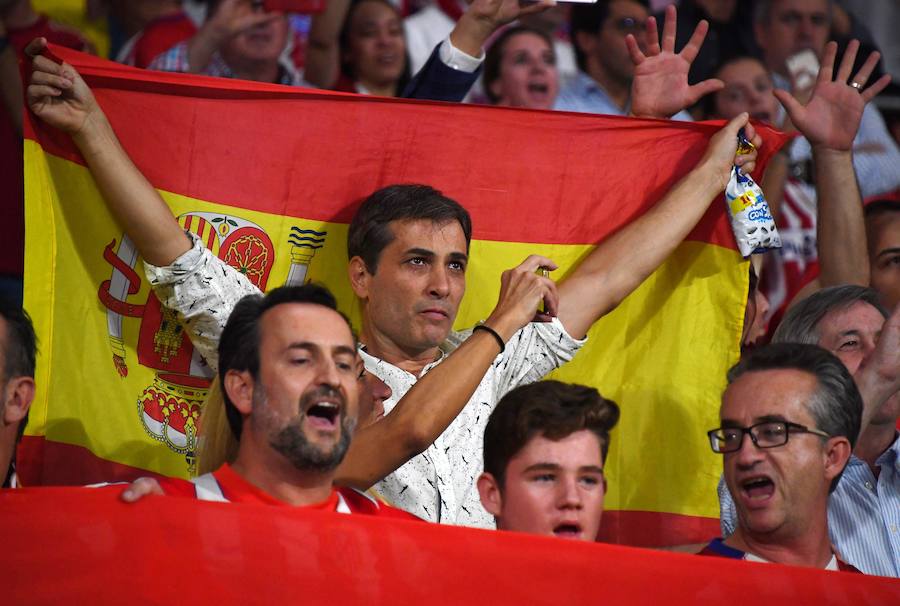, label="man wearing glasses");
[556,2,702,119]
[718,285,900,576]
[701,342,862,571]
